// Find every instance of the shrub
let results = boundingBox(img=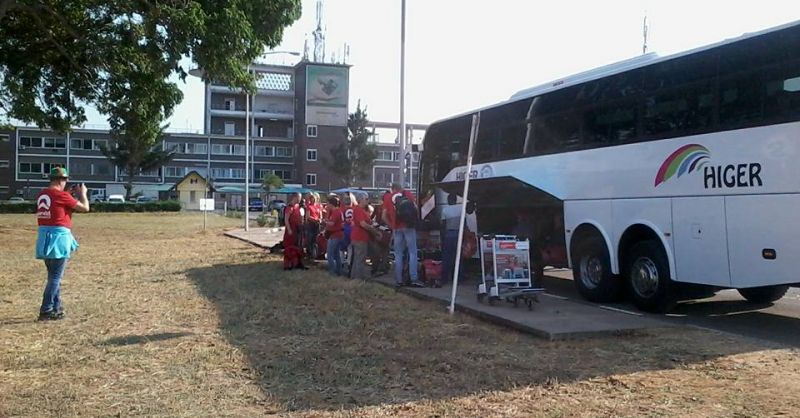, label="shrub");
[0,200,181,214]
[0,203,36,214]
